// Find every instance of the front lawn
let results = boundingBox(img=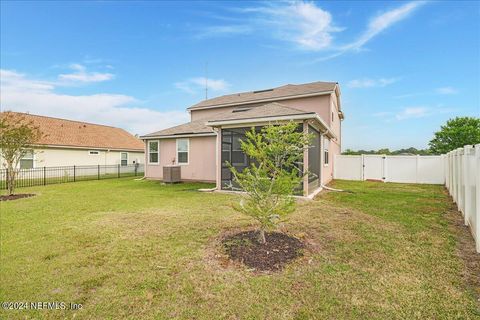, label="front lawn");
[1,178,478,319]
